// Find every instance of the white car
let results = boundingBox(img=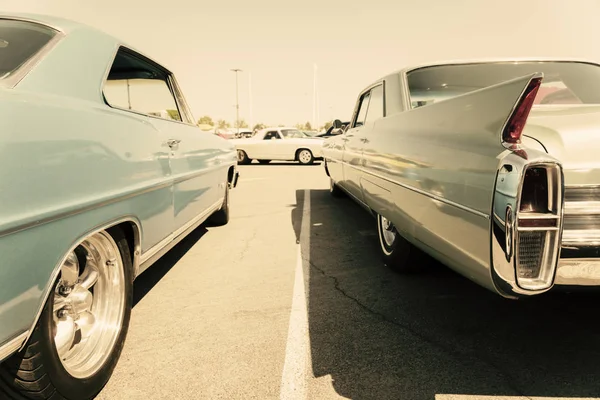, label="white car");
[233,127,324,165]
